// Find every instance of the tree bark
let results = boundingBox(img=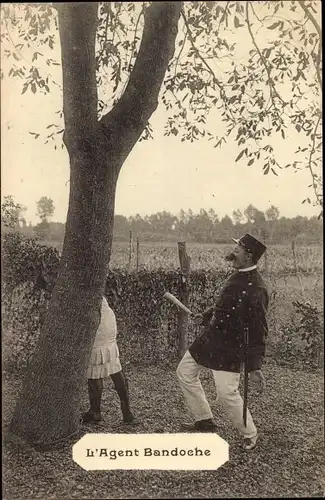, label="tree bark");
[9,1,181,447]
